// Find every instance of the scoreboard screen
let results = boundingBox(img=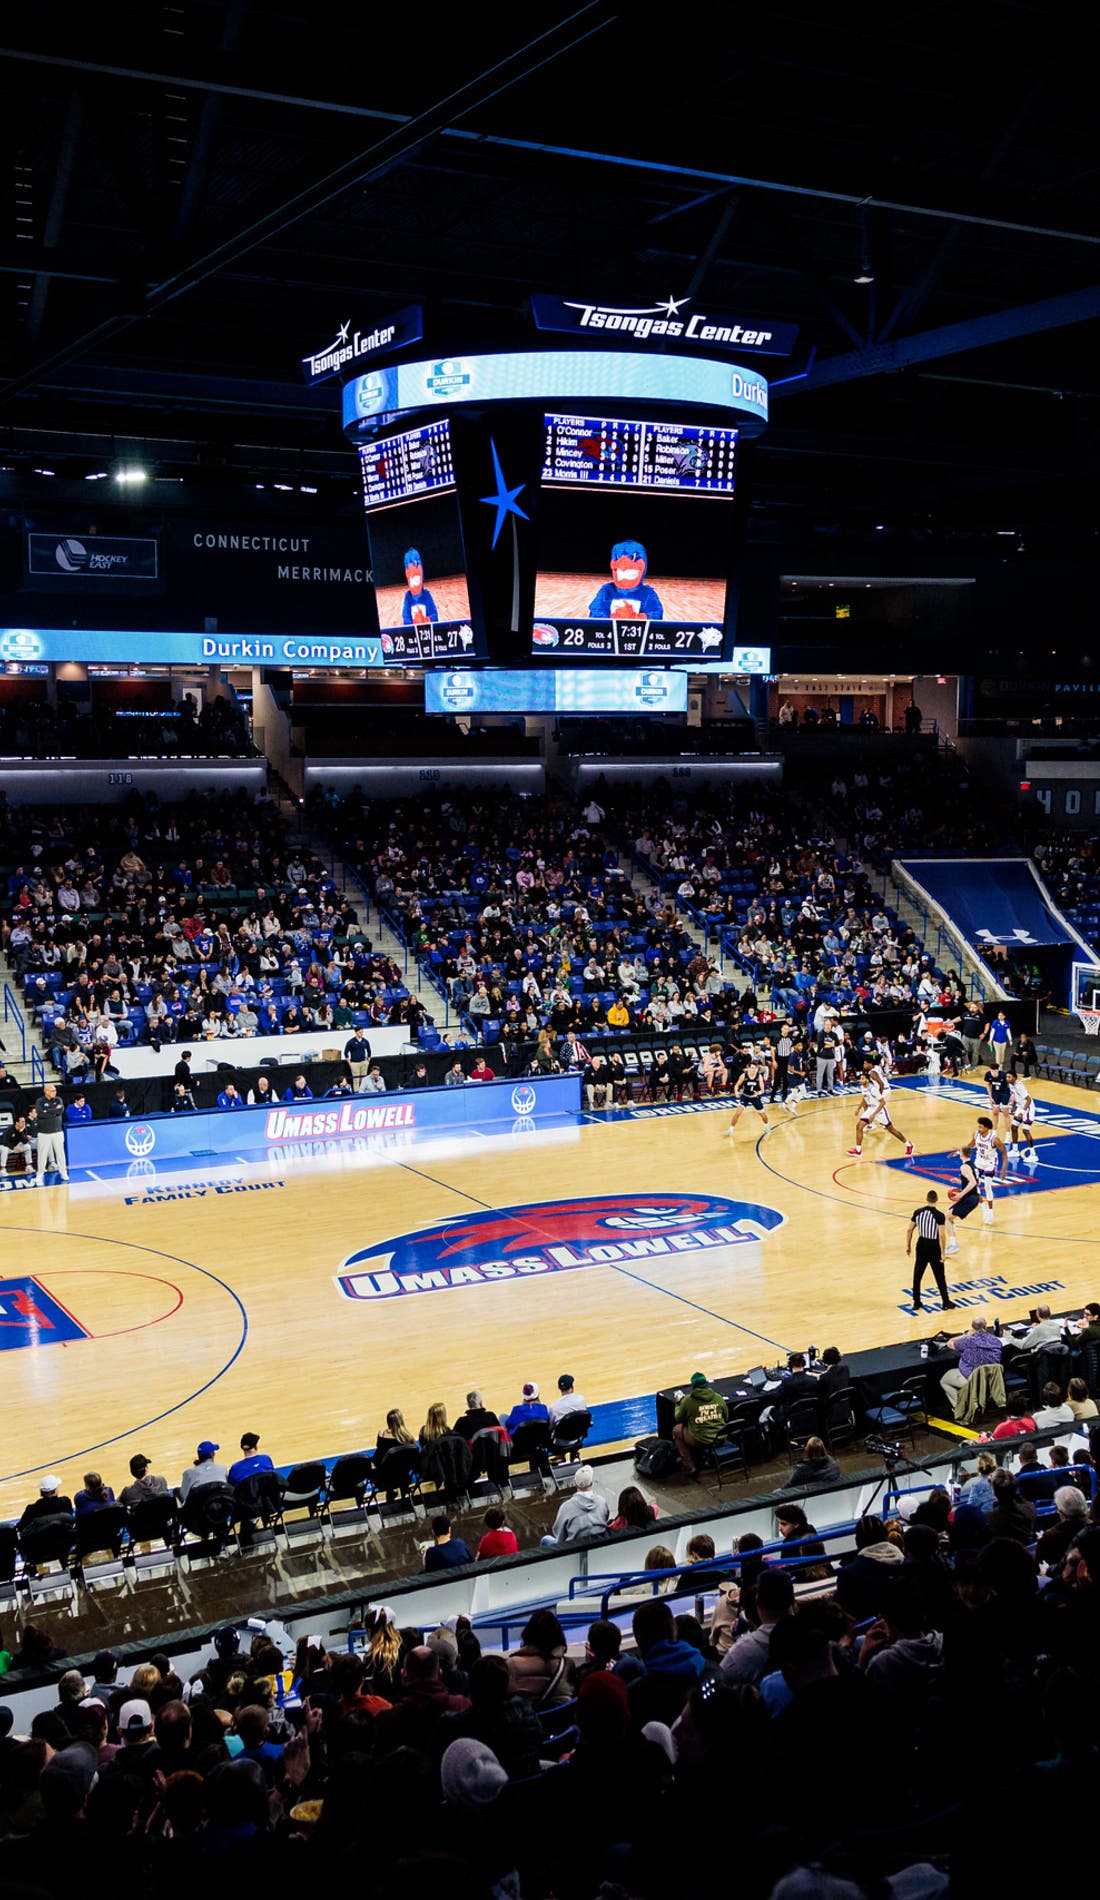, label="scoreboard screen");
[358,418,456,507]
[542,413,737,494]
[359,418,480,659]
[532,410,737,660]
